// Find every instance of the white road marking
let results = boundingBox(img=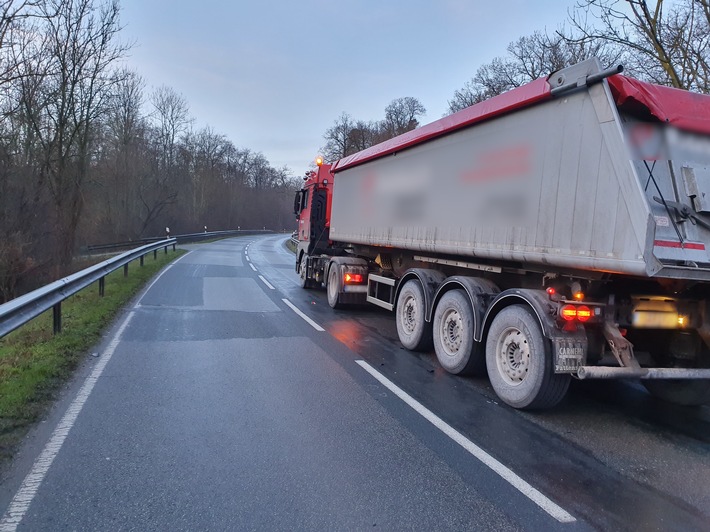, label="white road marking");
[249,263,257,271]
[246,255,250,262]
[282,299,325,332]
[258,275,275,290]
[355,360,577,524]
[0,312,136,532]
